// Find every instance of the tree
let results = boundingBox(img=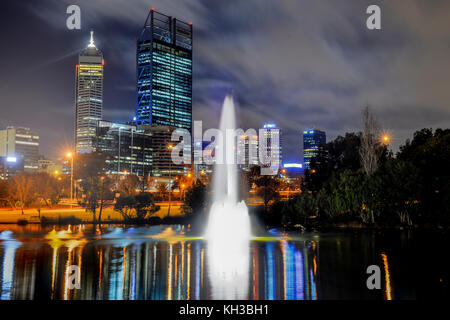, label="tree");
[114,192,159,221]
[76,152,110,222]
[117,174,139,197]
[0,180,9,207]
[9,172,35,214]
[397,128,450,224]
[134,193,159,219]
[246,166,280,212]
[114,195,135,220]
[304,132,362,192]
[329,170,366,221]
[98,176,114,223]
[255,178,280,212]
[182,180,208,215]
[280,194,316,227]
[156,182,168,201]
[33,172,63,208]
[377,159,422,225]
[359,106,383,176]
